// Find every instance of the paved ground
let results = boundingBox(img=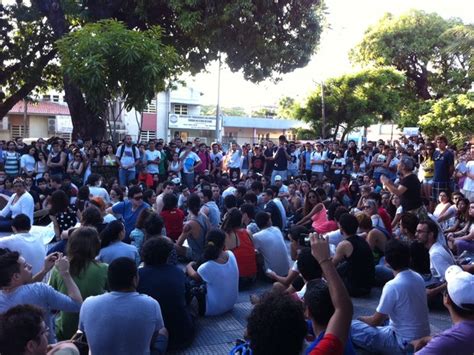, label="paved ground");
[169,281,452,354]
